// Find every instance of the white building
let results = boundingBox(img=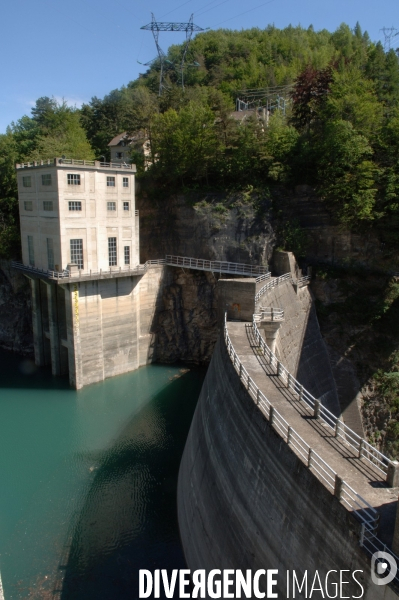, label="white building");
[16,158,139,274]
[108,132,152,169]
